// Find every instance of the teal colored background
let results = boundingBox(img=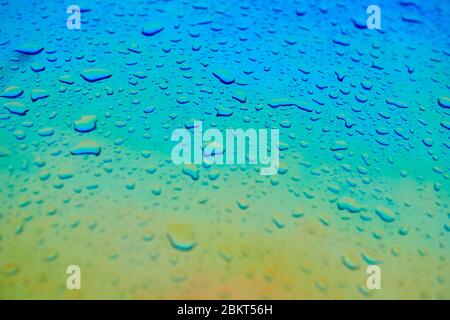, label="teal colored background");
[0,0,449,299]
